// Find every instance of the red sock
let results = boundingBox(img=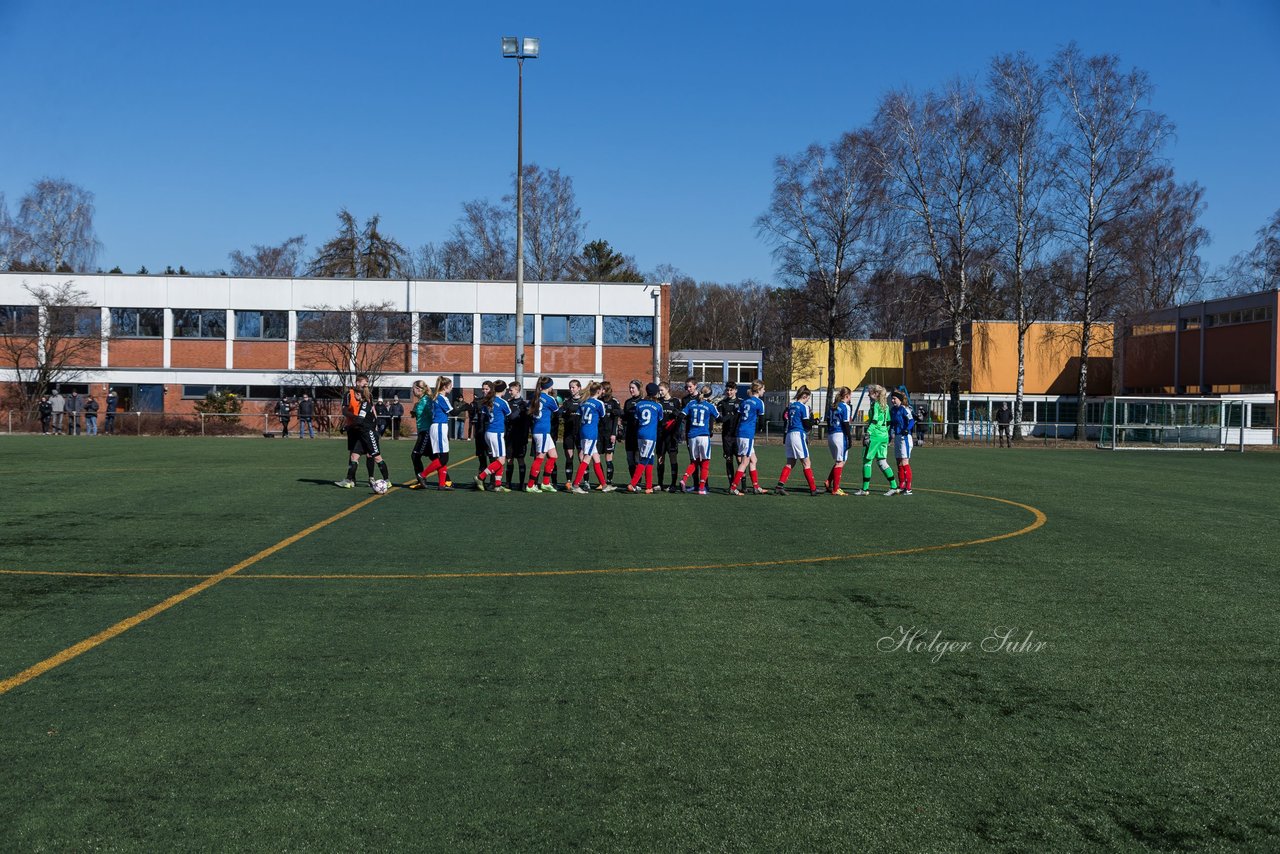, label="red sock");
[833,467,843,491]
[629,466,644,488]
[593,462,606,486]
[804,467,816,491]
[422,459,441,477]
[699,460,710,489]
[528,457,544,487]
[644,464,653,491]
[573,461,588,487]
[682,462,697,483]
[488,460,504,485]
[904,463,912,489]
[731,470,744,490]
[779,465,792,485]
[438,466,448,486]
[542,457,555,485]
[749,469,759,488]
